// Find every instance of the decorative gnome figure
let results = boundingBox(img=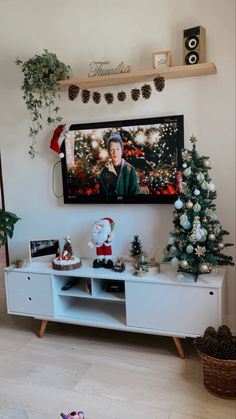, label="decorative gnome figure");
[88,217,115,269]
